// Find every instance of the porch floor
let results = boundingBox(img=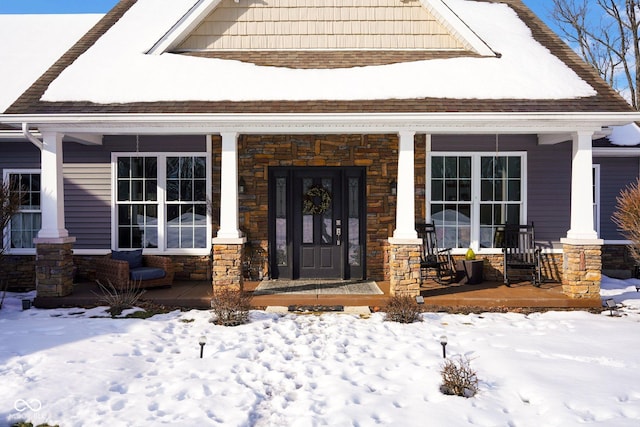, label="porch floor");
[32,279,602,311]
